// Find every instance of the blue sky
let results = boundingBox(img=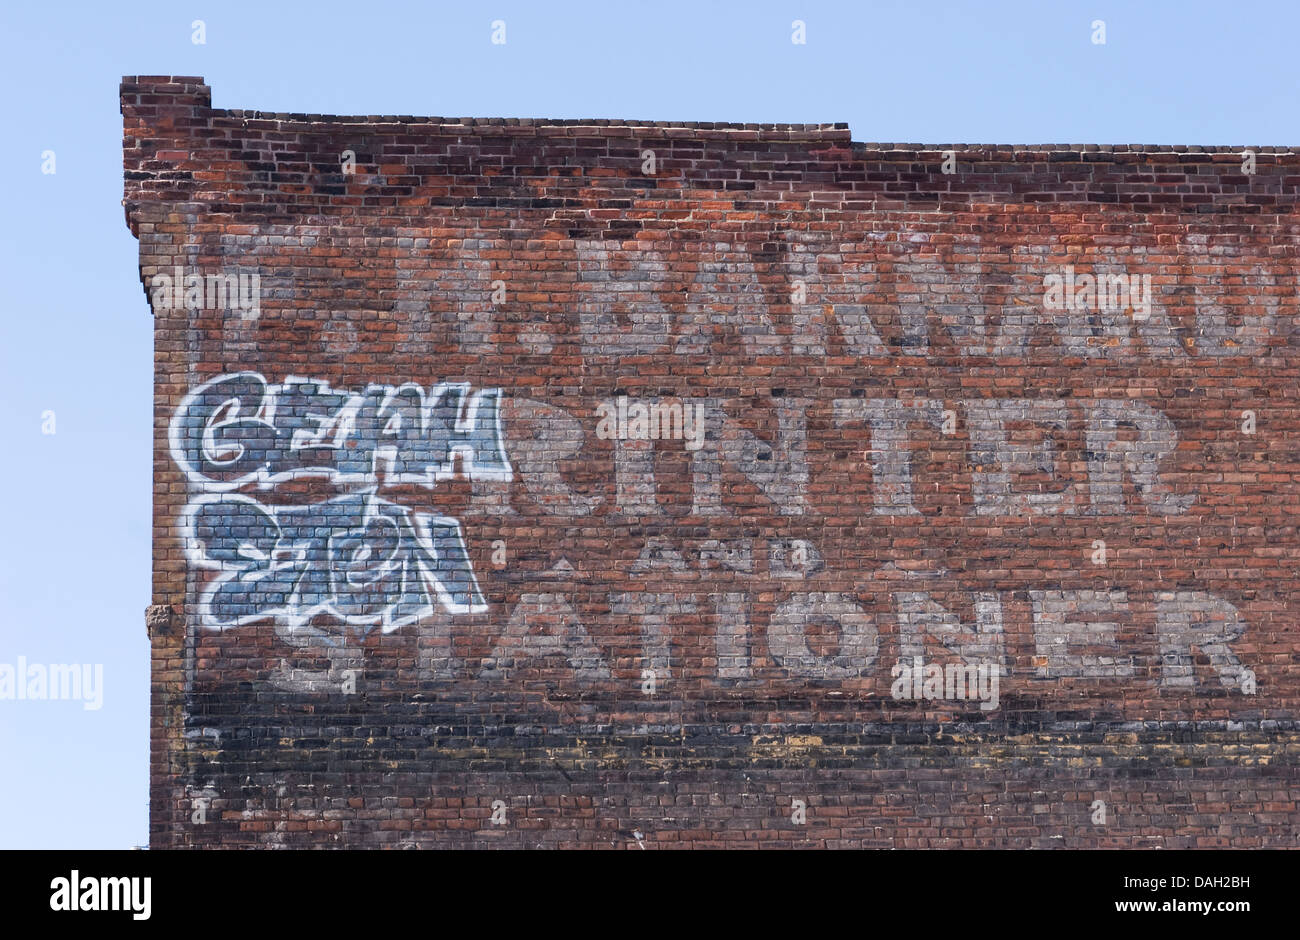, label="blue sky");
[0,0,1296,849]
